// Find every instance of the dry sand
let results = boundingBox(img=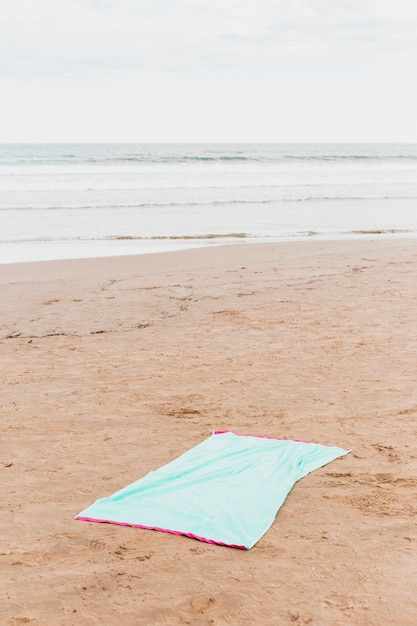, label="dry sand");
[1,239,417,625]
